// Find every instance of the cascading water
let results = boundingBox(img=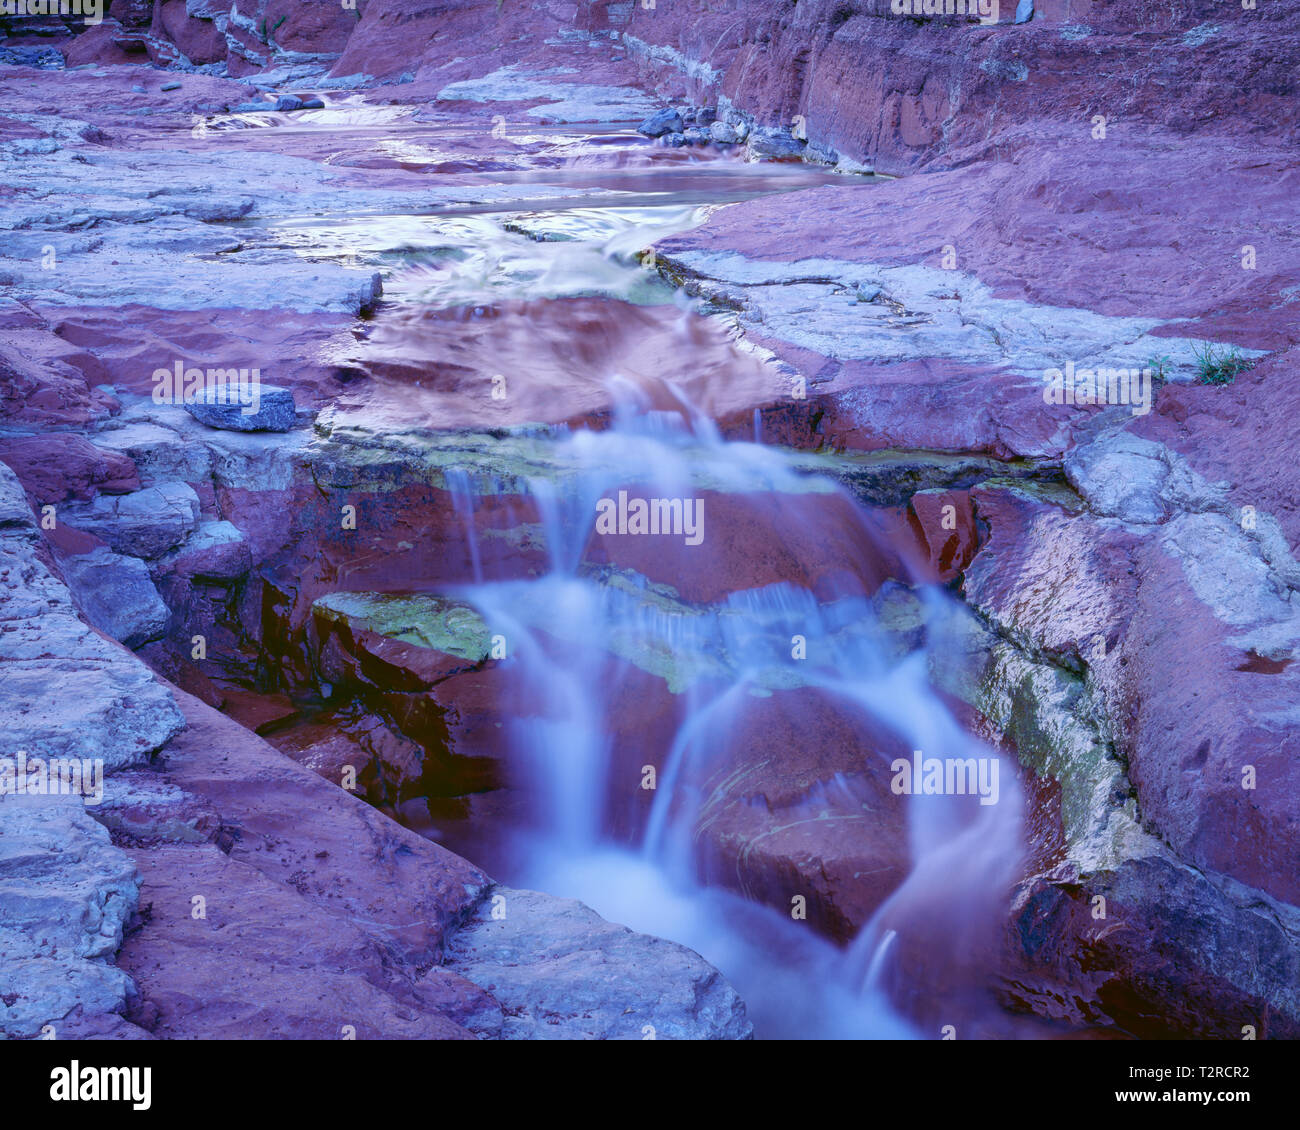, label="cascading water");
[443,396,1026,1039]
[253,115,1029,1035]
